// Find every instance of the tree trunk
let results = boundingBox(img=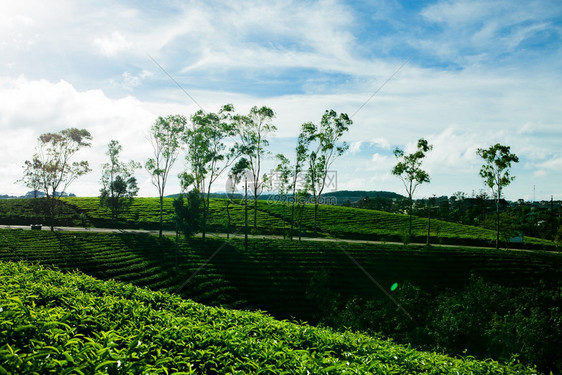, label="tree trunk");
[202,208,207,239]
[298,202,304,241]
[408,196,413,238]
[253,196,258,231]
[245,179,248,251]
[496,189,500,249]
[313,199,319,234]
[289,187,297,240]
[202,194,209,240]
[226,201,231,240]
[426,208,431,246]
[159,195,164,238]
[49,193,56,232]
[282,199,287,239]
